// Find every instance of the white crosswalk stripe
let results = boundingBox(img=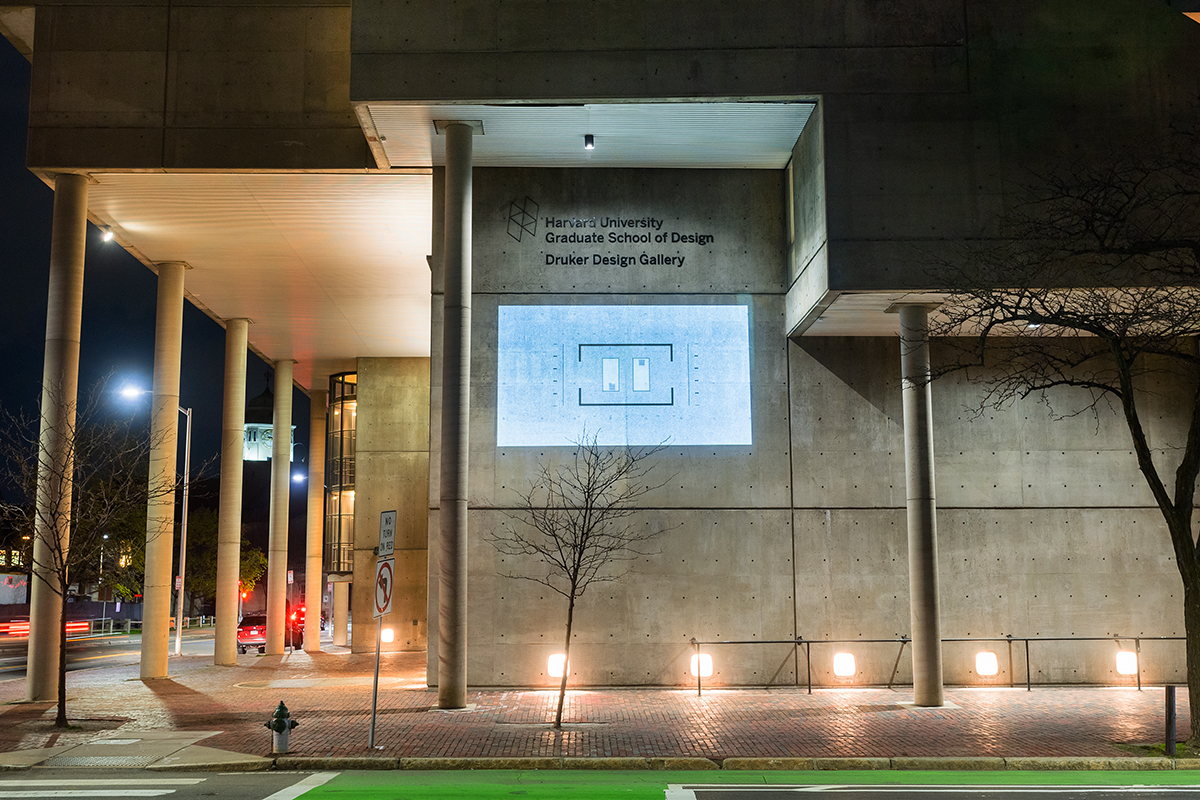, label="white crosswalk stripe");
[0,777,204,798]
